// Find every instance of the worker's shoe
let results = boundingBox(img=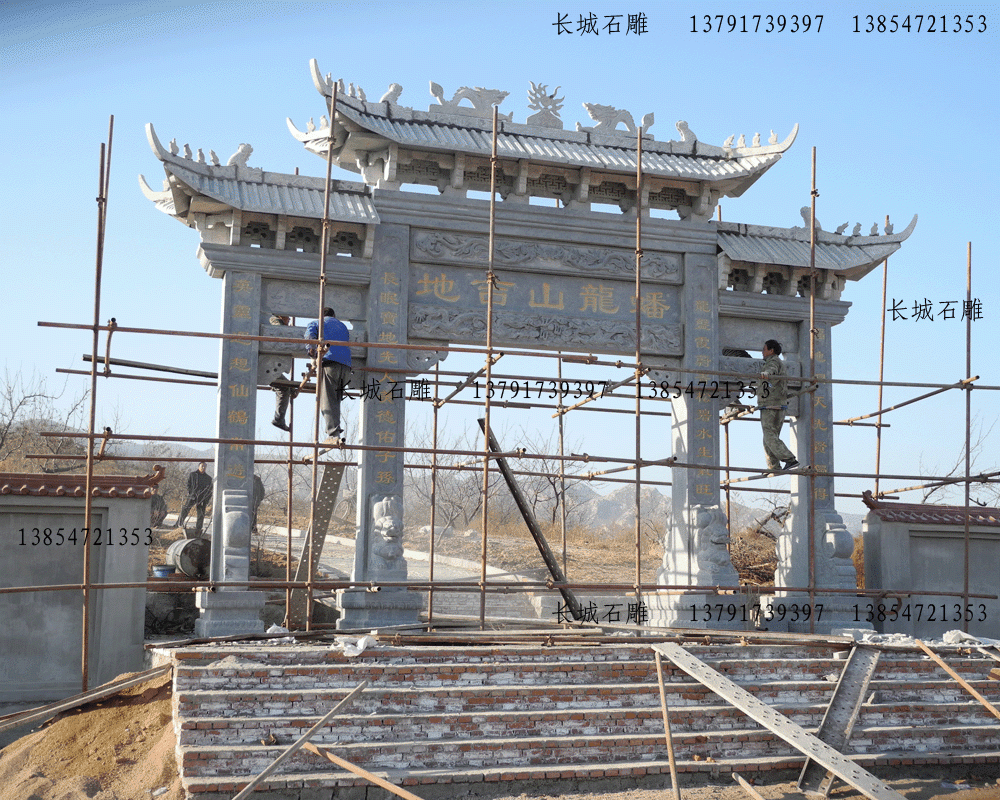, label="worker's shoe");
[271,418,290,432]
[782,458,801,470]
